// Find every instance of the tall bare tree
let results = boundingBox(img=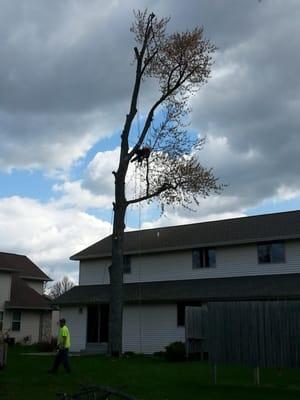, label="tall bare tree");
[109,10,222,356]
[48,276,75,299]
